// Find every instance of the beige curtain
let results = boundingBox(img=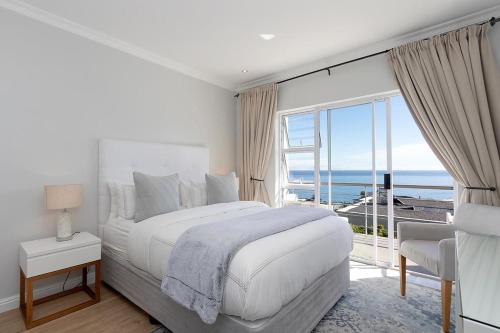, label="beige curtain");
[239,83,278,205]
[389,24,500,206]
